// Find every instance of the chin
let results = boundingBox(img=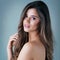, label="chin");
[24,29,29,32]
